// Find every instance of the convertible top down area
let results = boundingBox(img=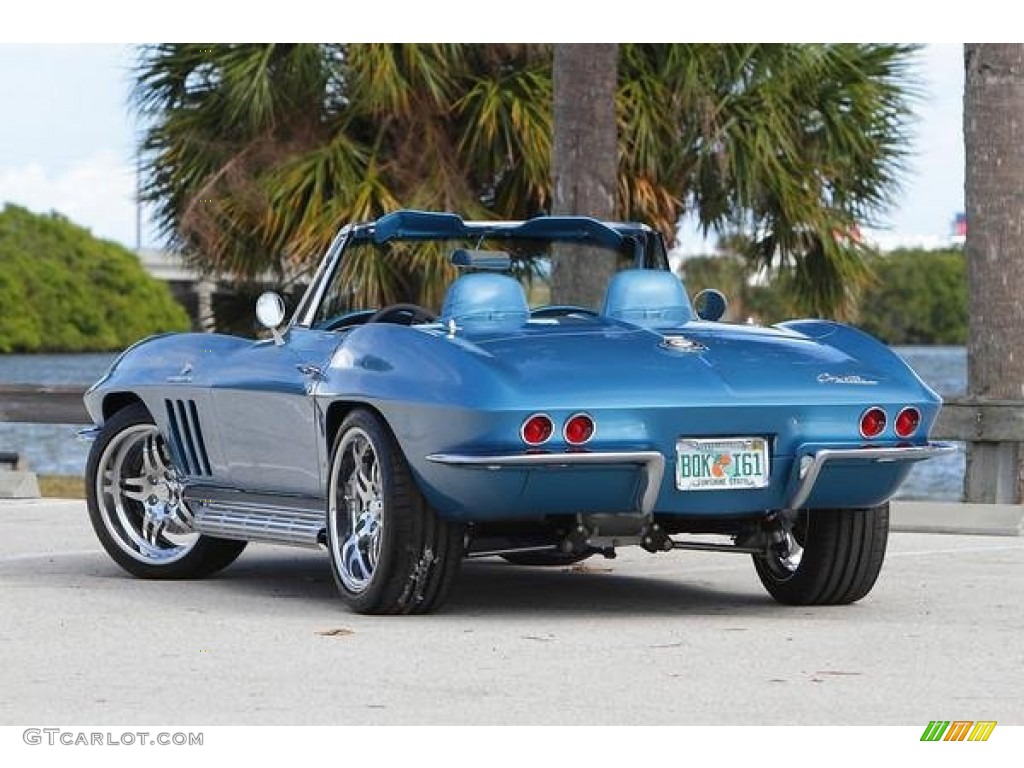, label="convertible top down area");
[81,210,953,614]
